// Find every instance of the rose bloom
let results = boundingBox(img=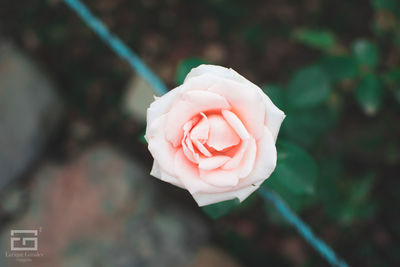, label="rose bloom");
[145,65,285,206]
